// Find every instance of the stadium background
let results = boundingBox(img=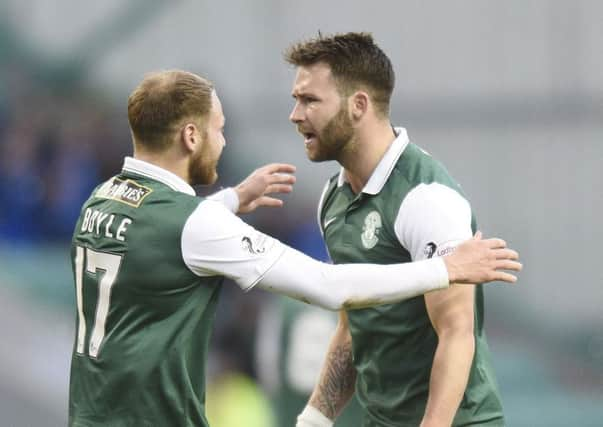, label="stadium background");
[0,1,601,425]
